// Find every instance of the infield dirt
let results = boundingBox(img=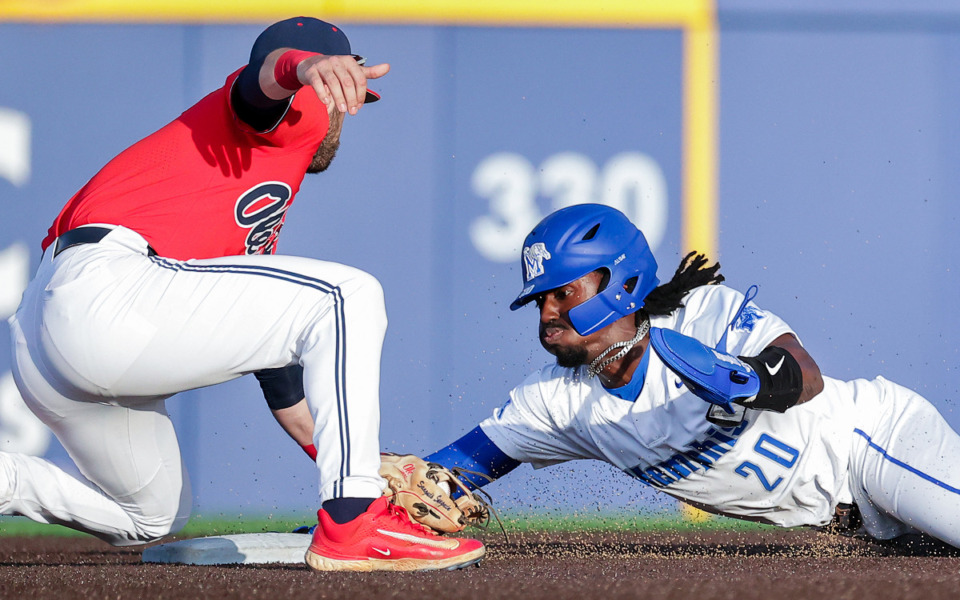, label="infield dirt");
[1,528,958,600]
